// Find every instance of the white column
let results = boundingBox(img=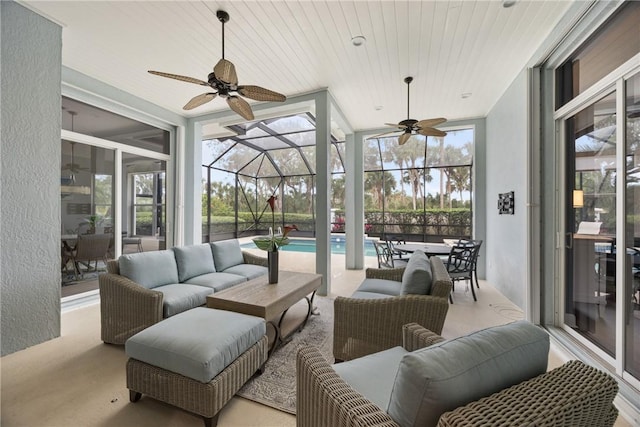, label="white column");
[346,132,365,269]
[315,91,331,295]
[183,121,202,245]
